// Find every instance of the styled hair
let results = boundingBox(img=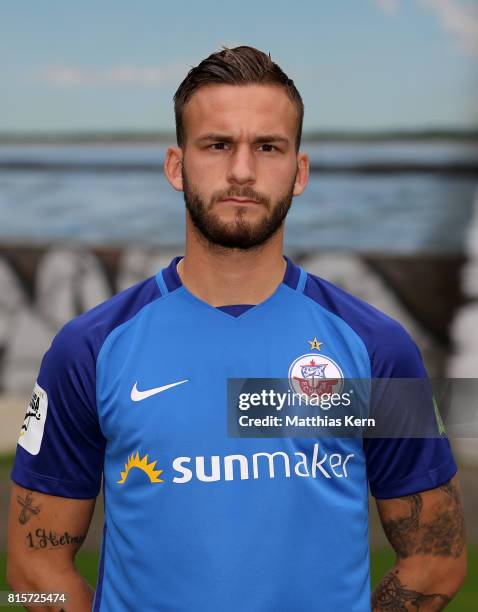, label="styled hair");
[173,45,304,150]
